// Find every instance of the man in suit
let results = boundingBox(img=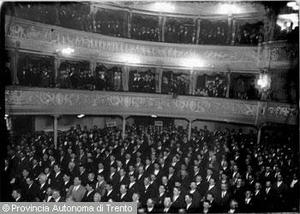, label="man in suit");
[185,193,198,213]
[118,184,131,202]
[217,183,231,212]
[82,182,95,202]
[95,173,106,196]
[108,166,120,187]
[62,173,72,197]
[78,165,88,186]
[170,186,185,213]
[24,176,39,201]
[264,180,275,211]
[253,182,264,212]
[195,174,207,198]
[162,197,175,213]
[102,182,118,202]
[189,182,202,206]
[66,177,86,202]
[241,190,254,213]
[157,185,167,210]
[128,175,137,199]
[140,177,155,205]
[146,198,157,213]
[51,189,64,202]
[37,173,48,201]
[11,189,23,202]
[51,164,64,190]
[118,168,129,187]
